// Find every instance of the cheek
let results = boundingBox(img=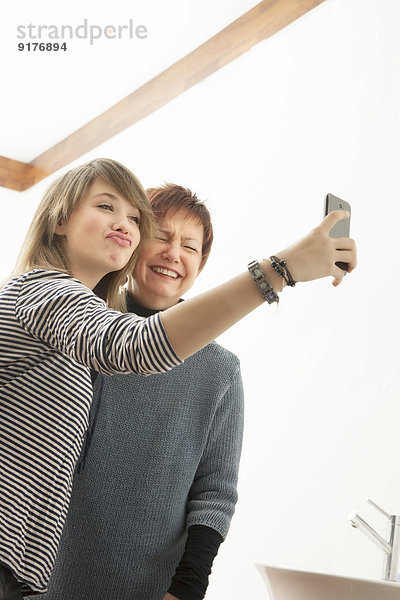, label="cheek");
[84,214,104,233]
[186,258,201,281]
[70,215,102,241]
[138,248,157,269]
[132,254,149,281]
